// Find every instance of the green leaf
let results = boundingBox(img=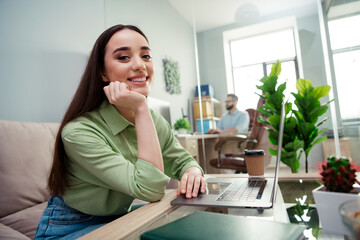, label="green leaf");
[309,105,328,123]
[268,114,280,126]
[298,122,317,141]
[259,76,269,84]
[281,150,300,173]
[255,92,265,99]
[257,118,270,125]
[312,136,327,147]
[284,139,303,152]
[284,142,296,152]
[260,76,278,93]
[285,116,298,130]
[304,135,320,156]
[315,117,328,127]
[284,102,292,115]
[291,92,301,102]
[269,148,277,156]
[277,82,287,95]
[293,110,304,123]
[297,149,304,160]
[296,79,313,95]
[282,150,297,159]
[257,107,271,117]
[268,129,279,145]
[269,60,281,77]
[318,128,327,134]
[311,85,331,99]
[325,99,335,105]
